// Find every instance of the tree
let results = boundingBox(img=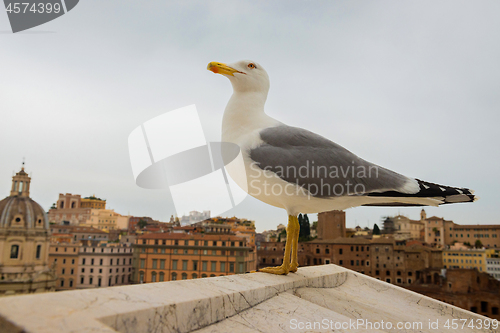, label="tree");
[303,214,311,238]
[373,224,381,235]
[278,228,287,242]
[475,240,483,249]
[298,214,311,239]
[298,214,304,238]
[138,219,148,229]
